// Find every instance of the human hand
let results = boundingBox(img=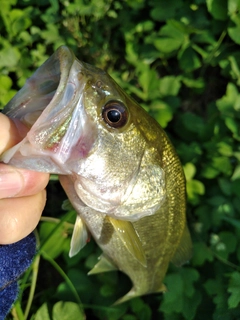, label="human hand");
[0,113,49,244]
